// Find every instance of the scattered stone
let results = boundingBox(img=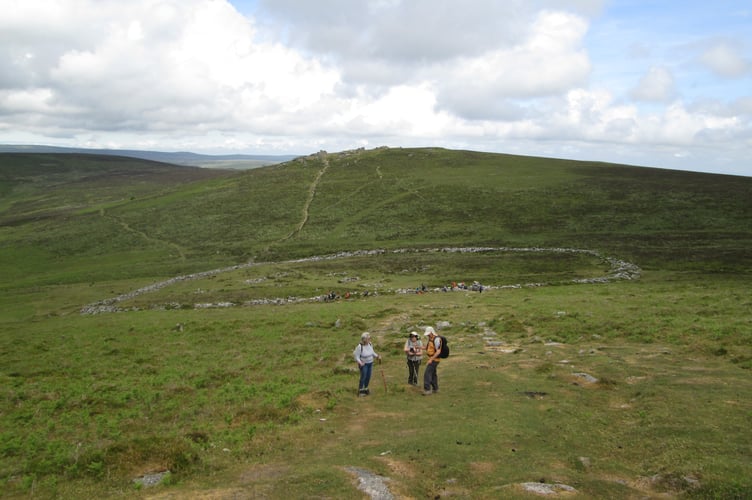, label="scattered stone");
[436,320,452,330]
[245,277,267,284]
[345,466,394,500]
[573,372,599,384]
[486,345,521,353]
[520,482,577,496]
[683,475,701,489]
[133,470,170,488]
[641,472,702,492]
